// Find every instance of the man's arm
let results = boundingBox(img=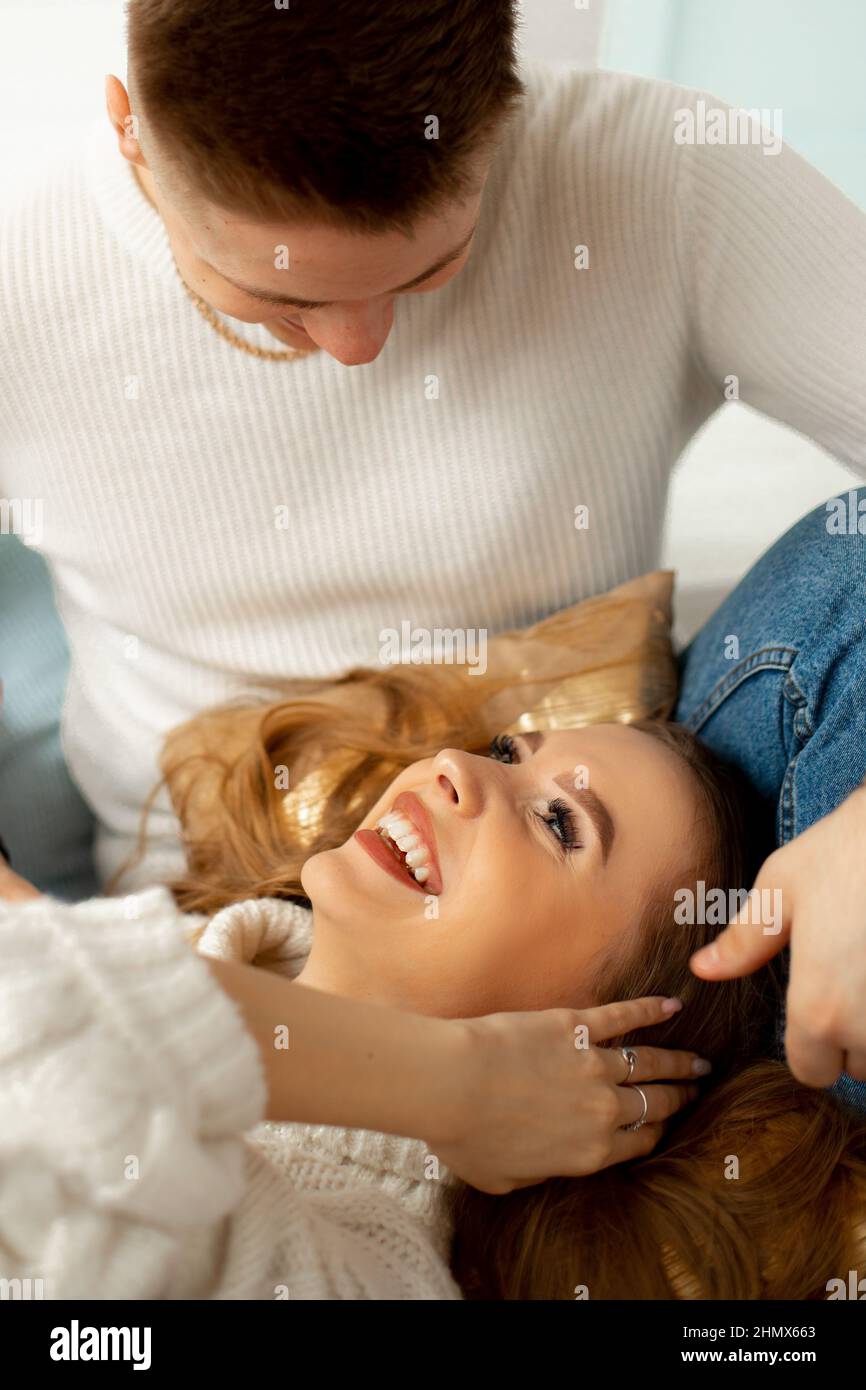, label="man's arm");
[674,90,866,474]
